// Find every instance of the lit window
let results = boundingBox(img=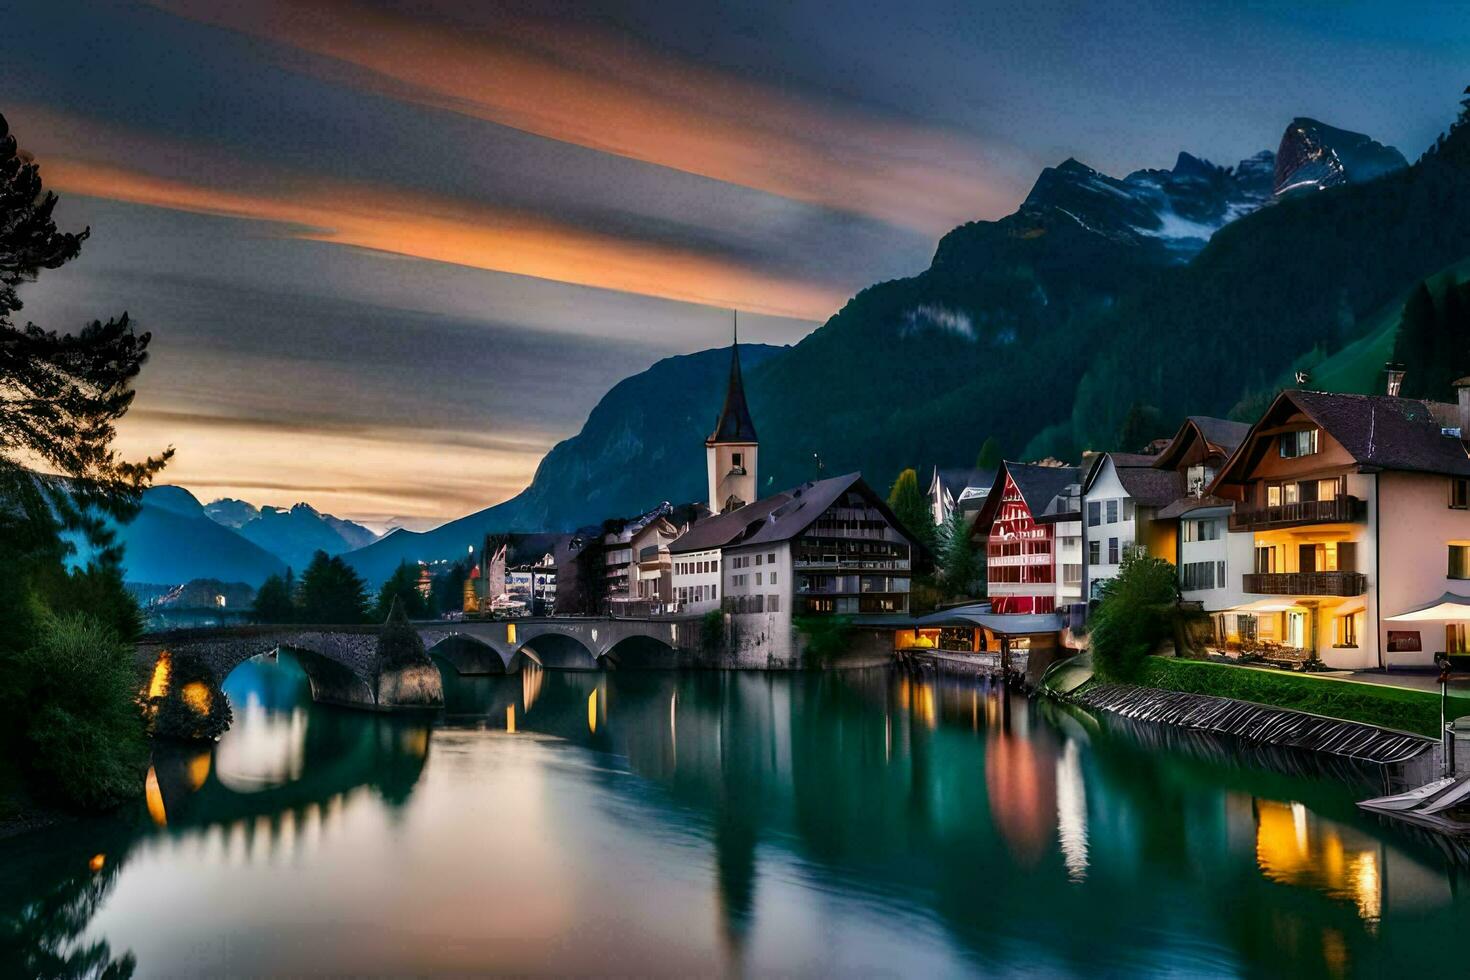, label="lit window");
[1279,429,1319,458]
